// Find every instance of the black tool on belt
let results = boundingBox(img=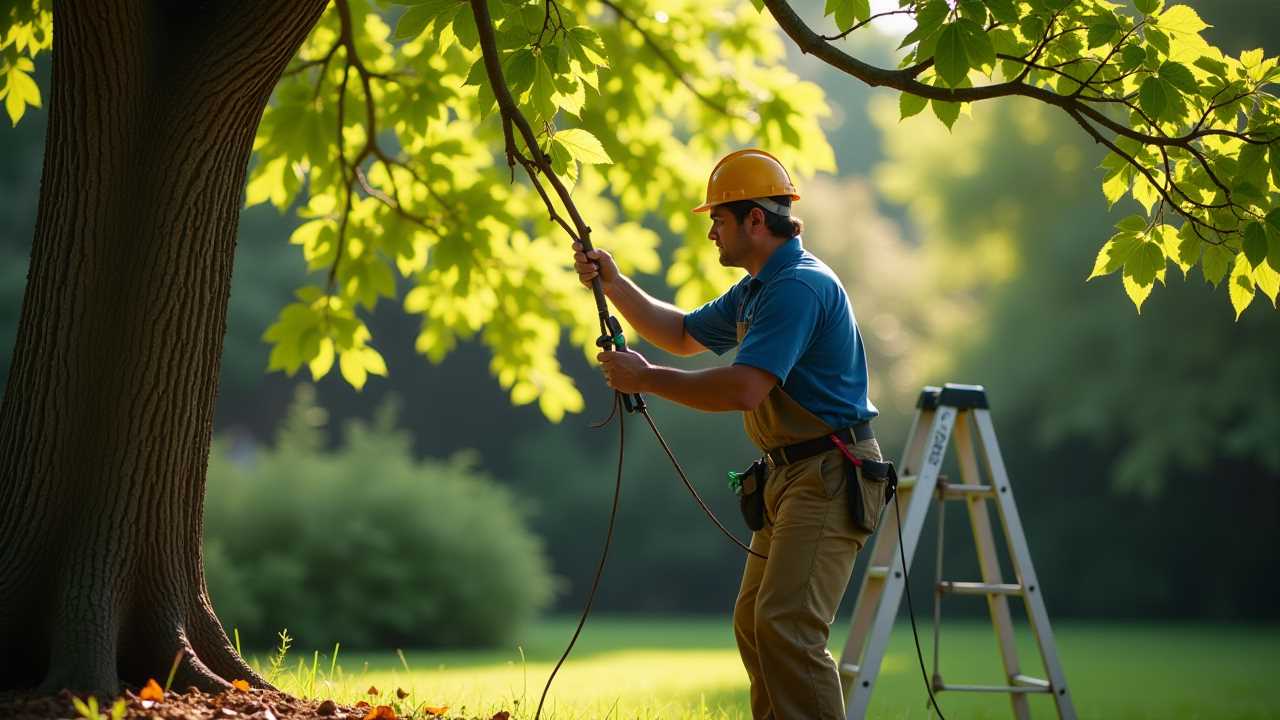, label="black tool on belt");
[728,421,898,535]
[727,458,767,532]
